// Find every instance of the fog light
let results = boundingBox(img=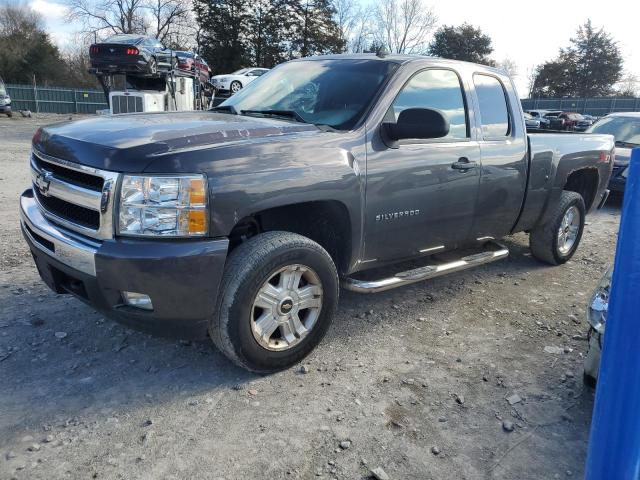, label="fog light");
[122,291,153,310]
